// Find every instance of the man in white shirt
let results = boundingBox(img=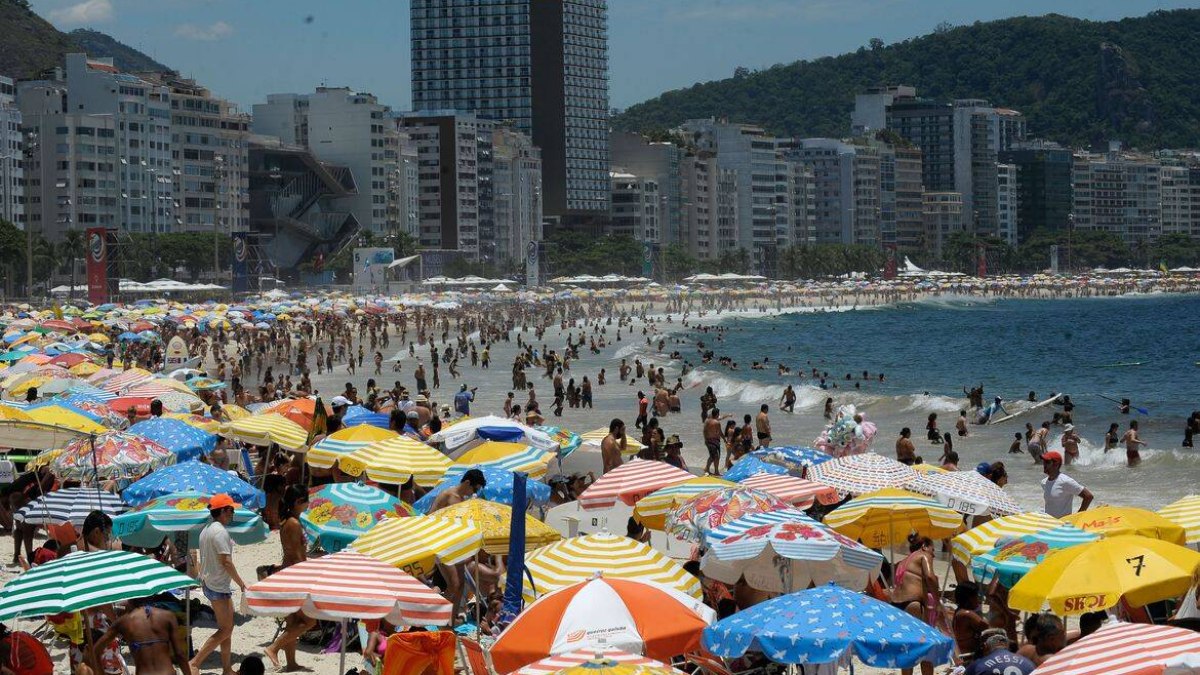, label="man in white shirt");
[1041,451,1093,518]
[190,494,248,675]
